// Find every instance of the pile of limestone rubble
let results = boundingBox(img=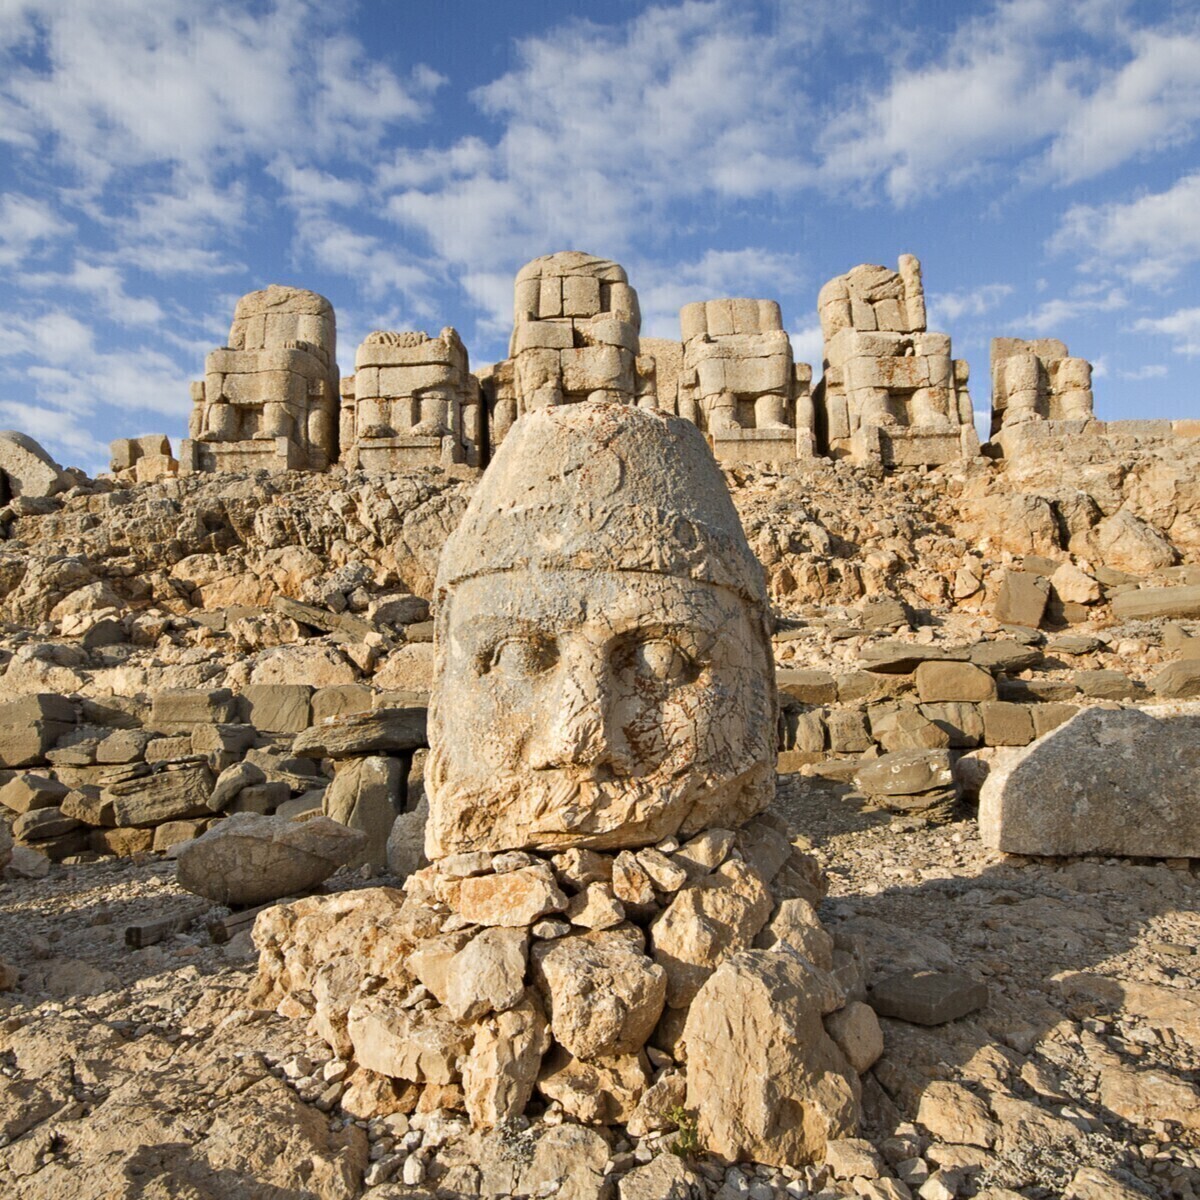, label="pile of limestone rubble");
[2,415,1200,1200]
